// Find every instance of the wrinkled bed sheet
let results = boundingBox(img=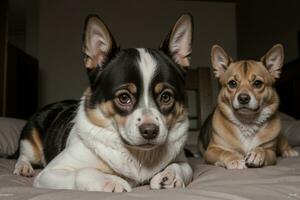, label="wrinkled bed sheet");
[1,148,300,200]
